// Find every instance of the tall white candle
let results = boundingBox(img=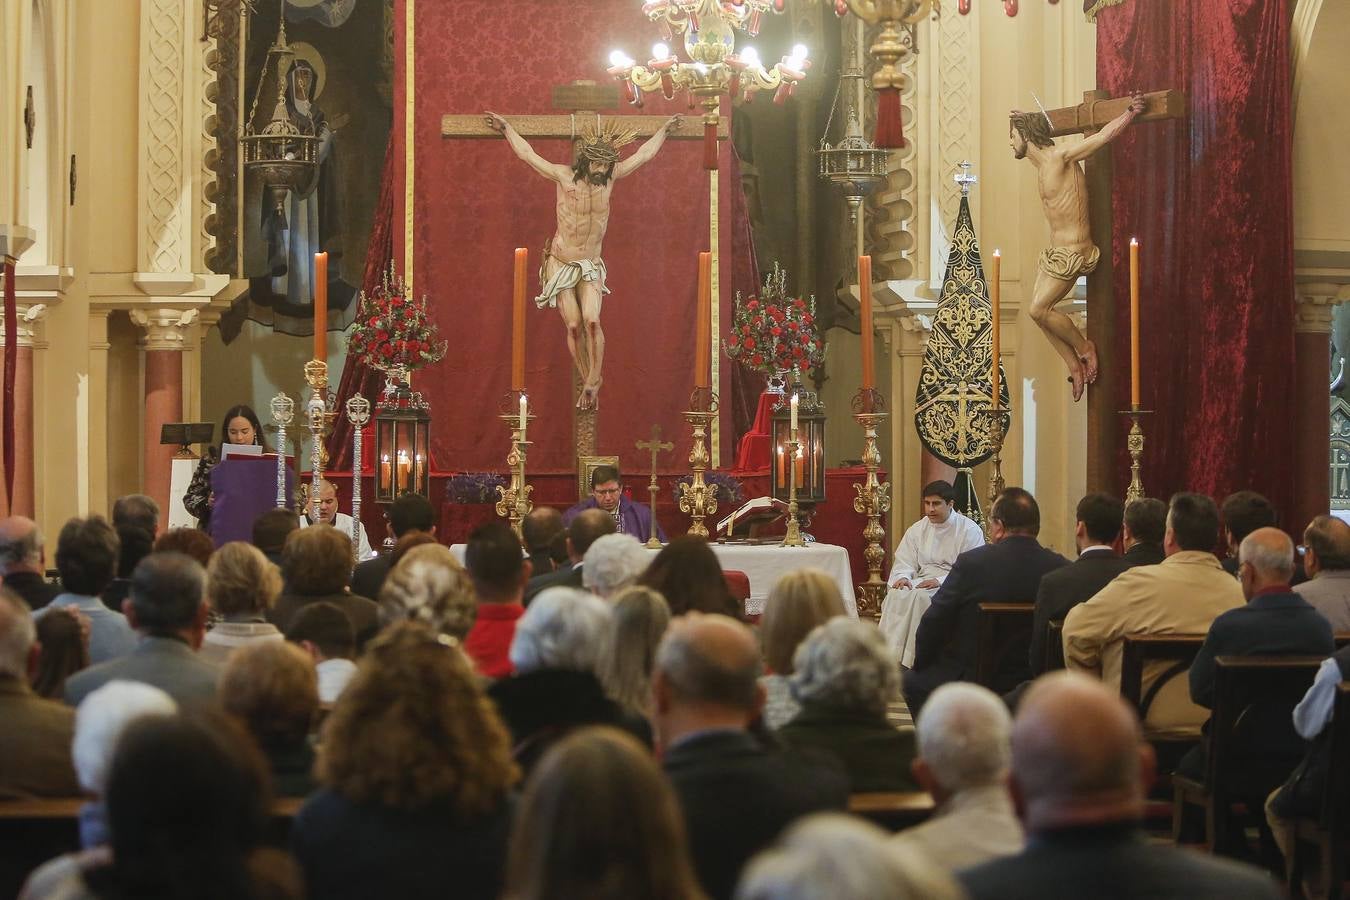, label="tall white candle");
[790,393,799,432]
[519,394,528,432]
